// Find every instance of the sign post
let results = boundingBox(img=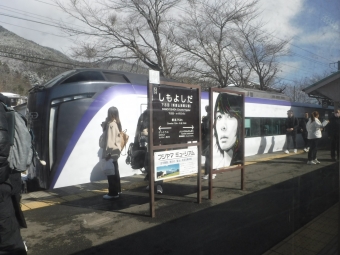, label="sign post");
[147,74,201,217]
